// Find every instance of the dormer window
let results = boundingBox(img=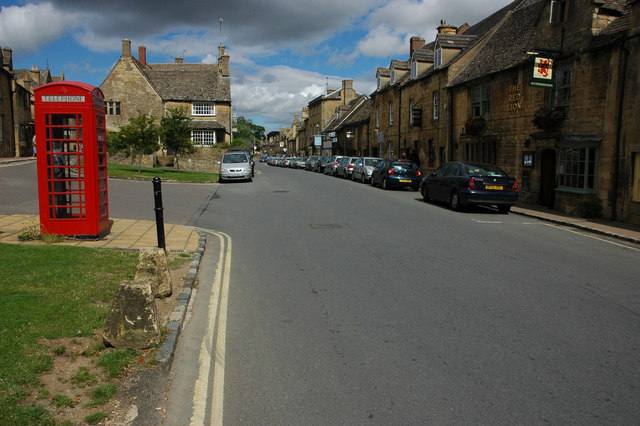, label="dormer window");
[411,60,418,79]
[434,48,442,68]
[391,69,396,85]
